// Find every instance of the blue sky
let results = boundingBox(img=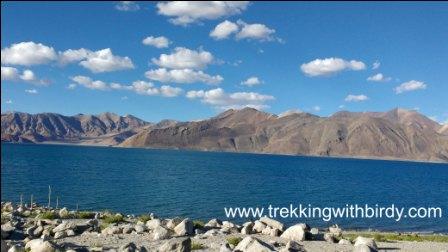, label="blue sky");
[1,2,447,123]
